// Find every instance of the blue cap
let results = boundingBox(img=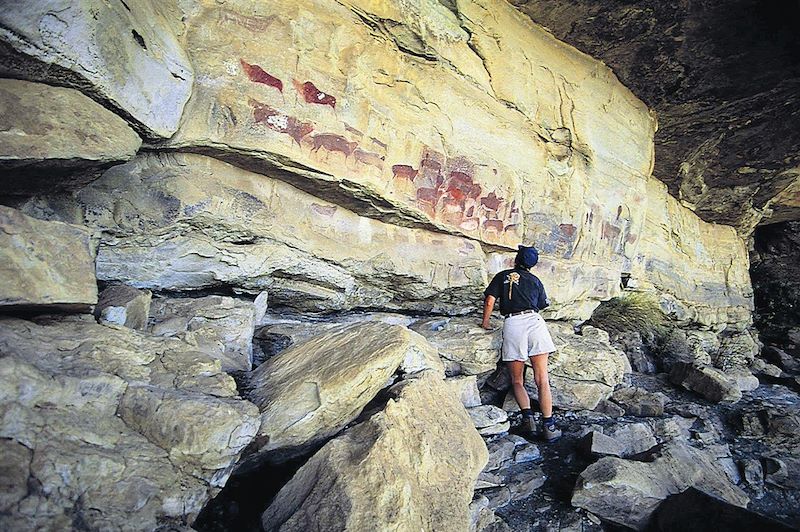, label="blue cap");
[516,245,539,268]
